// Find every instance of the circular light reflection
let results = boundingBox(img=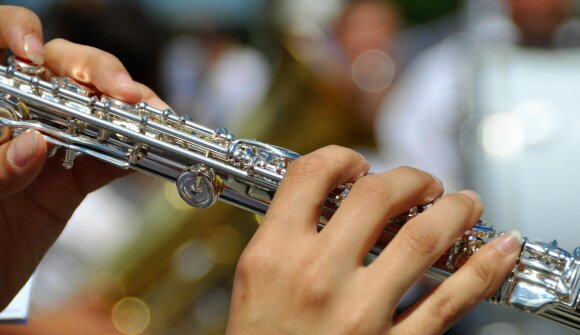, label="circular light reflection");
[172,239,214,281]
[351,49,396,93]
[112,297,151,335]
[286,23,327,63]
[510,101,558,146]
[478,113,524,156]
